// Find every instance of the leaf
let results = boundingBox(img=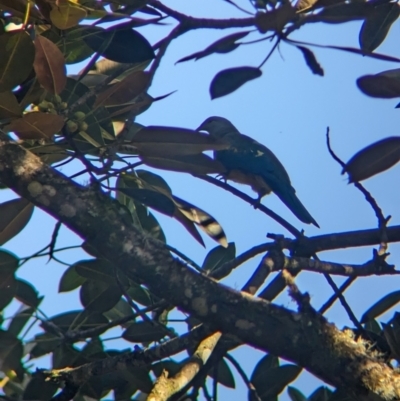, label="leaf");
[83,25,154,63]
[94,71,149,108]
[118,187,175,217]
[59,264,87,293]
[309,387,333,401]
[252,364,302,401]
[129,126,229,156]
[33,34,67,95]
[359,3,400,53]
[141,154,226,175]
[6,112,65,140]
[208,358,235,388]
[15,279,41,307]
[174,197,228,247]
[202,243,235,272]
[357,69,400,98]
[210,66,262,99]
[0,30,35,92]
[50,2,87,30]
[176,31,251,63]
[361,291,400,323]
[315,2,370,24]
[45,310,108,333]
[0,198,34,245]
[122,321,166,343]
[80,280,121,312]
[22,376,58,401]
[7,304,36,337]
[255,3,296,33]
[296,46,324,76]
[74,259,116,282]
[288,387,307,401]
[0,250,19,310]
[0,329,23,371]
[342,137,400,182]
[0,91,22,119]
[104,299,134,327]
